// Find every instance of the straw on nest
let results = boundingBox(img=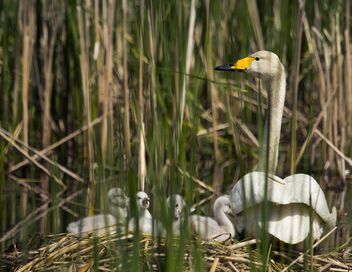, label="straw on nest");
[7,227,352,272]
